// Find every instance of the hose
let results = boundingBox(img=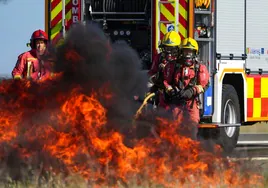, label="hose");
[134,92,156,120]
